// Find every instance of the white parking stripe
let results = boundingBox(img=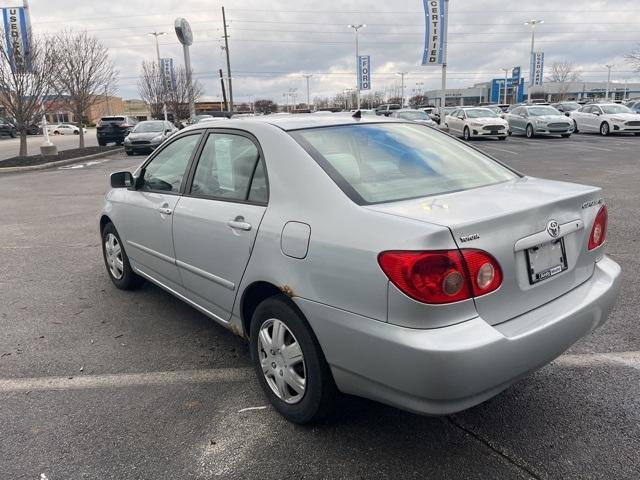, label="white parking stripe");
[0,367,253,393]
[0,352,638,394]
[481,146,520,155]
